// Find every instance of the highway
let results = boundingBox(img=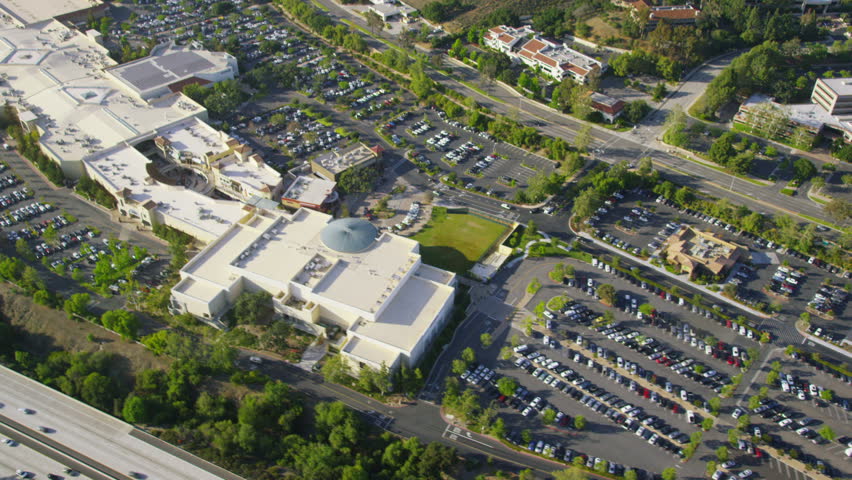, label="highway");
[0,366,242,480]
